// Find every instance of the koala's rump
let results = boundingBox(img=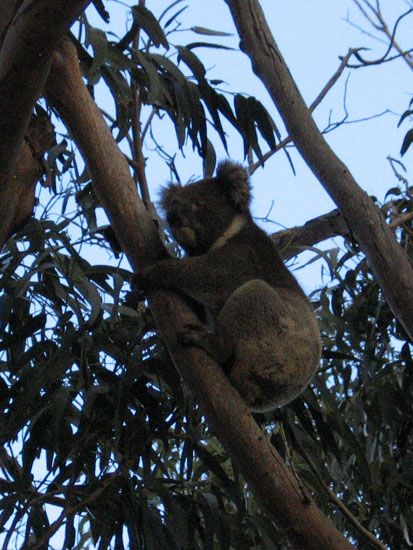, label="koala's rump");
[217,280,321,412]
